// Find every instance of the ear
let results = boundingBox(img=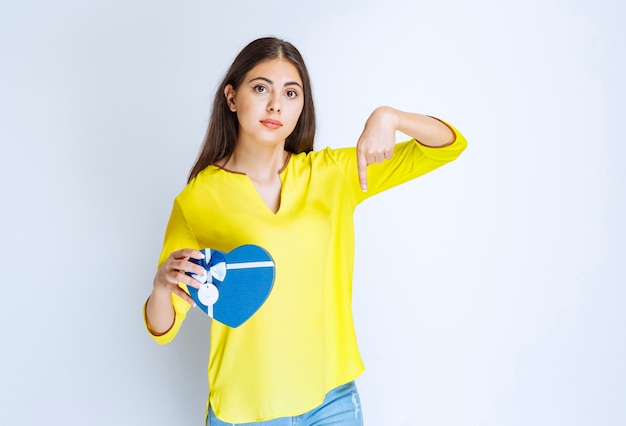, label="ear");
[224,85,236,112]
